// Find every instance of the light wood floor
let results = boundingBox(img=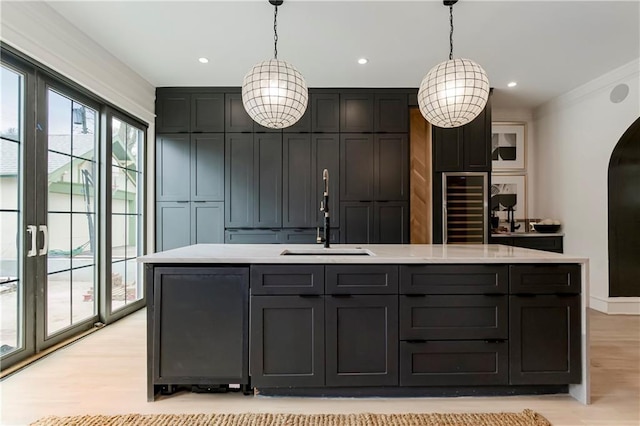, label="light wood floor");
[1,309,638,426]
